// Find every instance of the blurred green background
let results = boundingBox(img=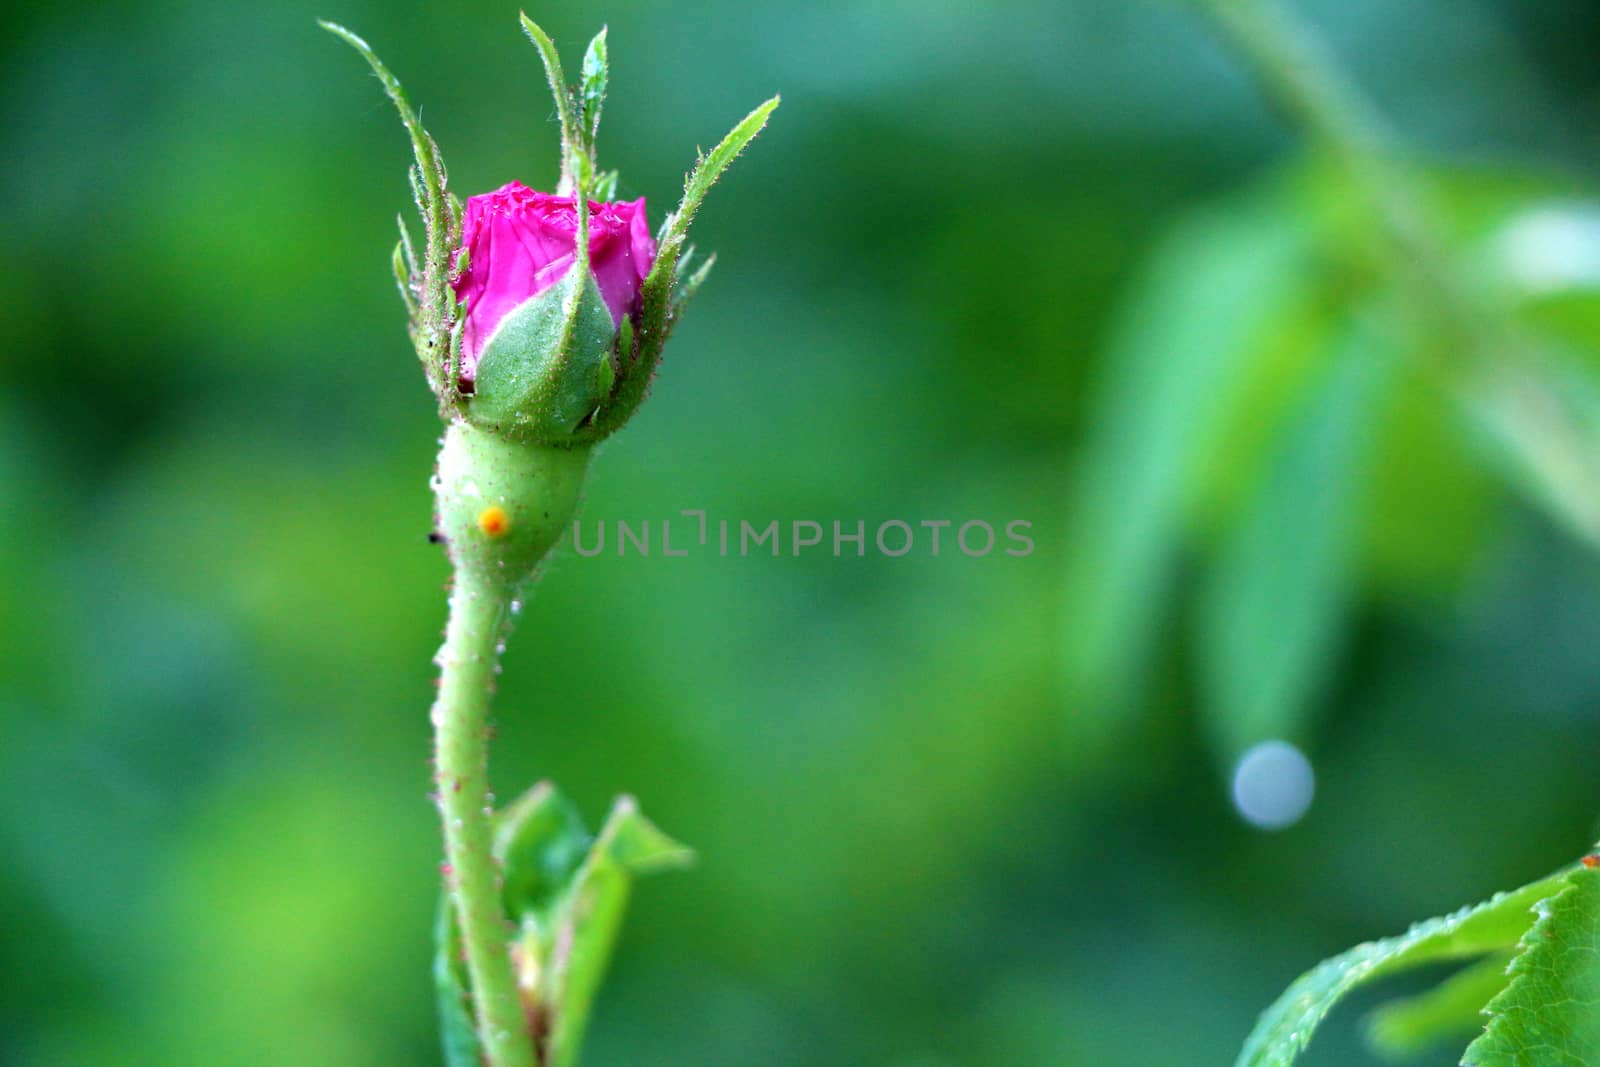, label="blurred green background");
[5,1,1600,1064]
